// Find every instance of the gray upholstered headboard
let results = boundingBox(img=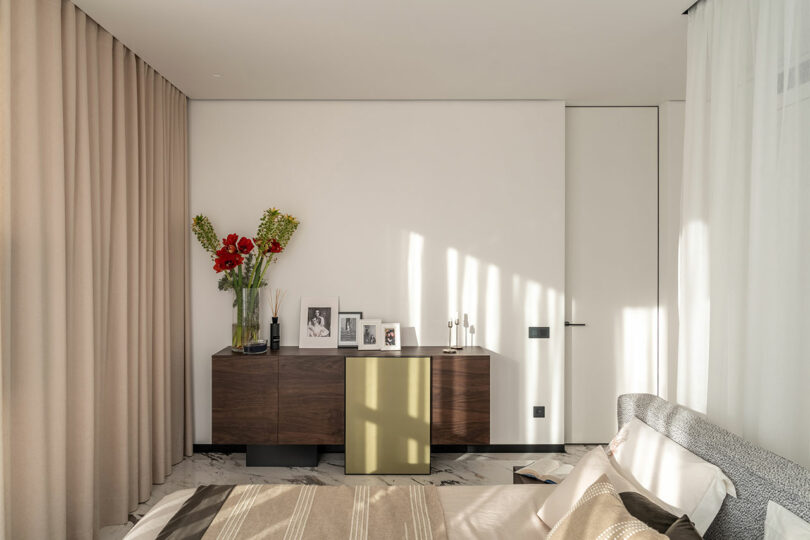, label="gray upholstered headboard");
[617,393,810,540]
